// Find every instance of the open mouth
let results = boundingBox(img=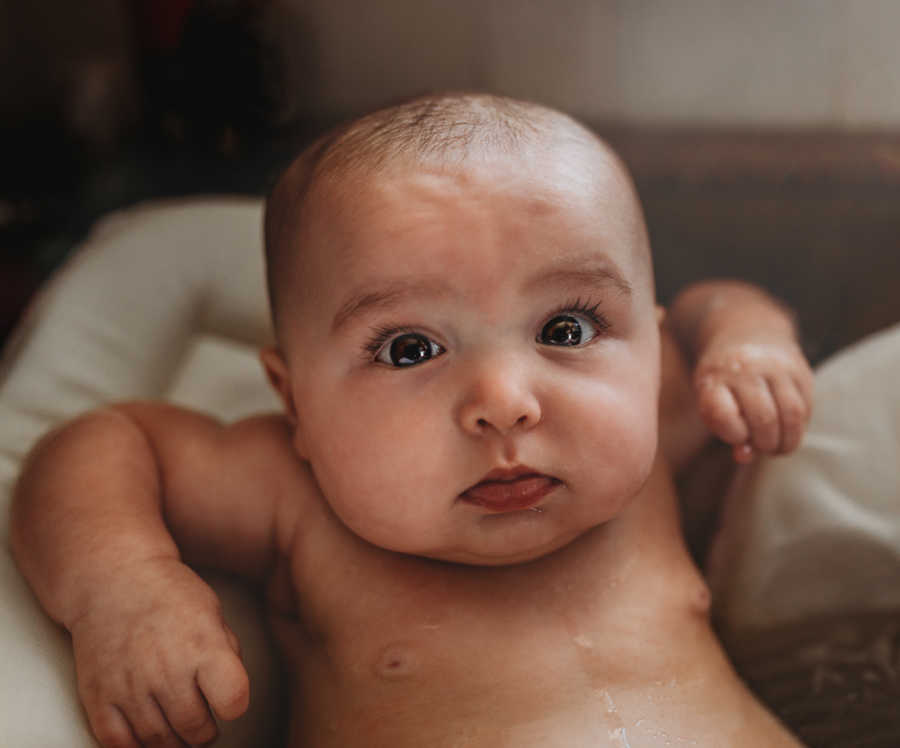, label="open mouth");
[460,466,561,513]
